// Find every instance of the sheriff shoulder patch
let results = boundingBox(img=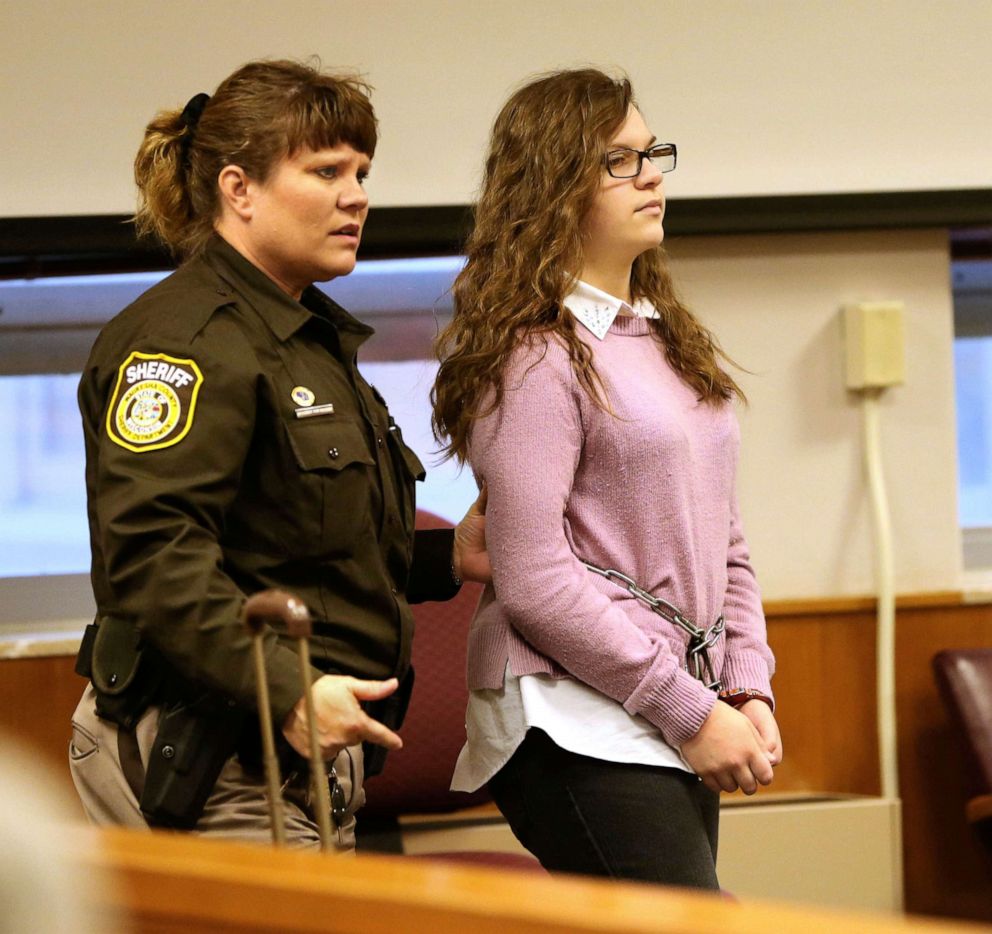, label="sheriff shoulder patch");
[106,351,204,453]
